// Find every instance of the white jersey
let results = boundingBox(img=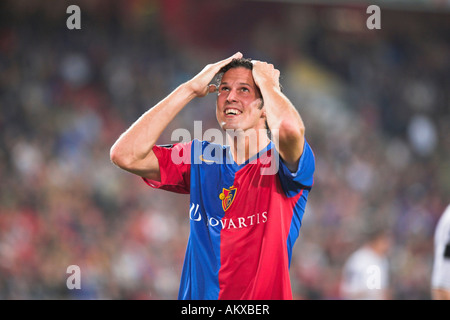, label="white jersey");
[431,204,450,290]
[340,246,389,300]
